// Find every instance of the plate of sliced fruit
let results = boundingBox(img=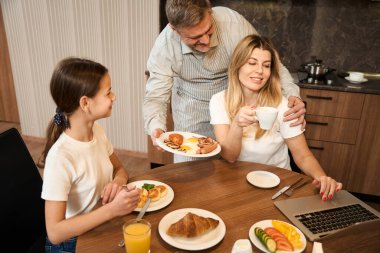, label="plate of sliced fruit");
[249,220,306,253]
[156,131,221,157]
